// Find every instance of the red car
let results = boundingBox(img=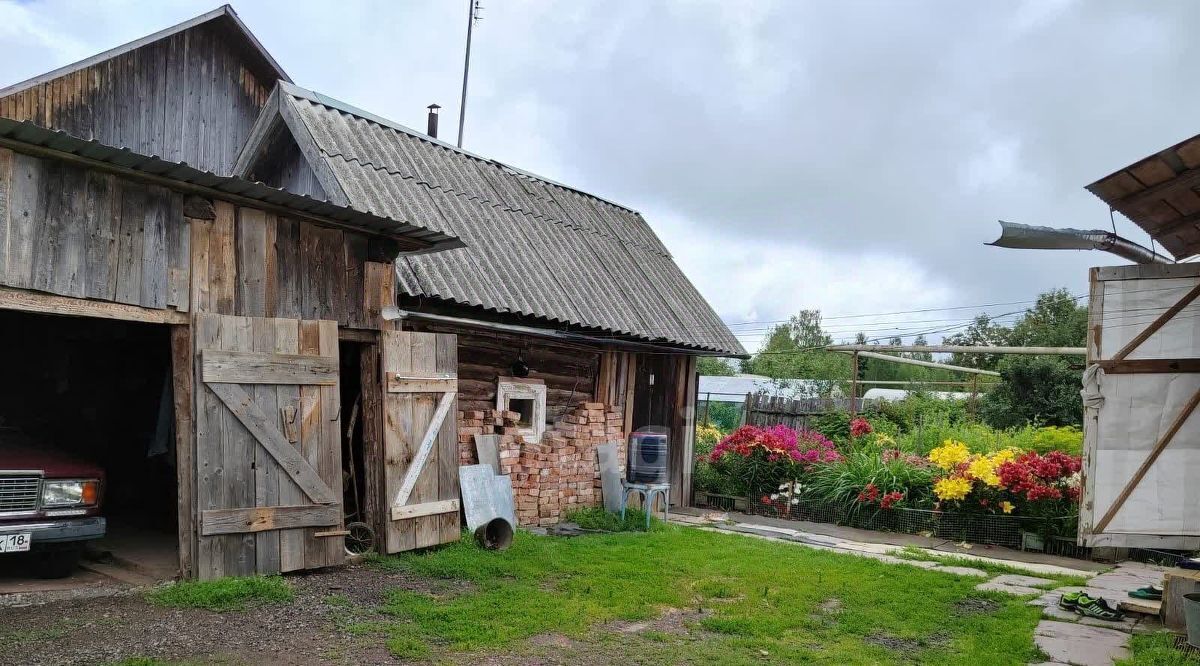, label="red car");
[0,430,105,578]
